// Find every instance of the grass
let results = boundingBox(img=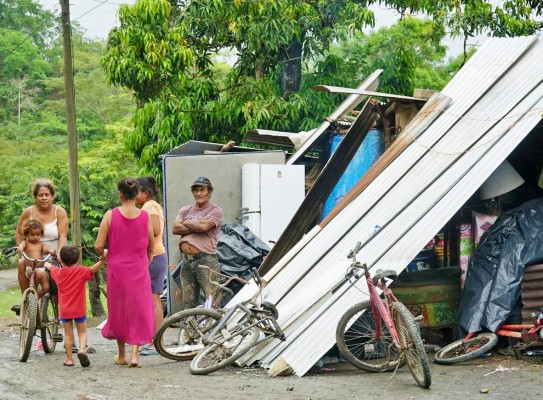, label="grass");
[0,284,20,320]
